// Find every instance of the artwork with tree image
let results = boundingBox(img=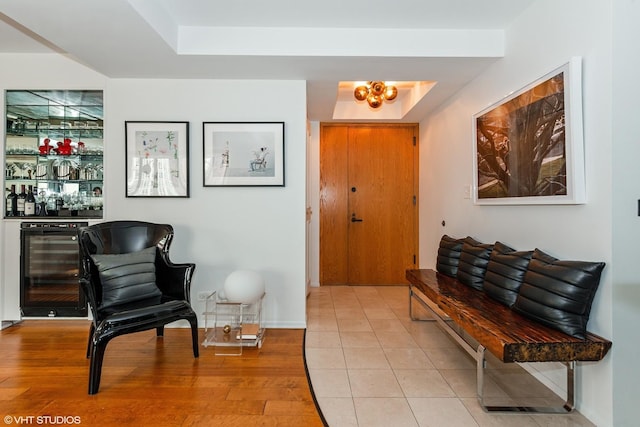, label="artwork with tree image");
[473,58,584,205]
